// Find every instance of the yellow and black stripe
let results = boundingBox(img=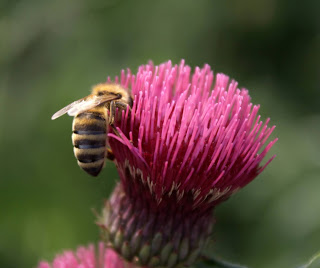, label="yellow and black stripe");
[72,111,107,176]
